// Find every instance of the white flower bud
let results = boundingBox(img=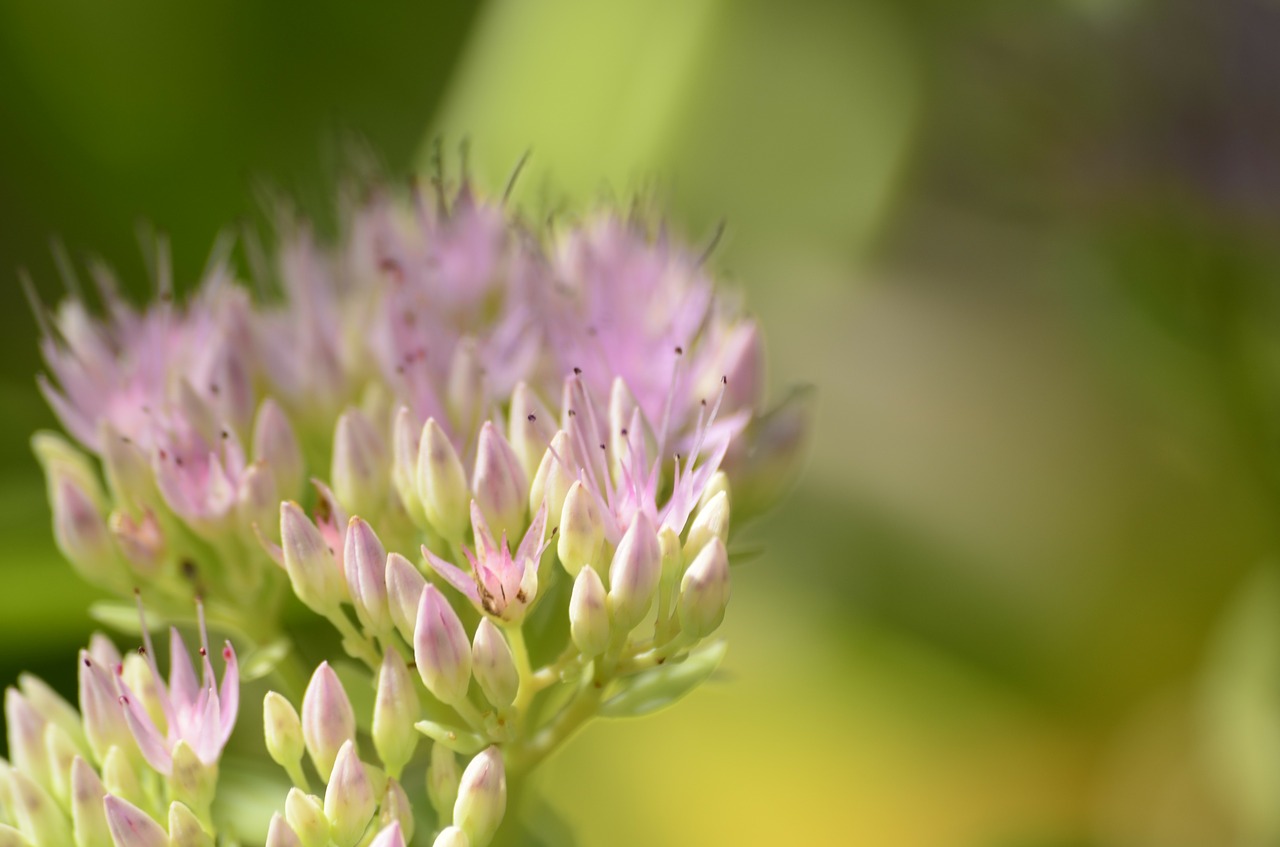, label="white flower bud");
[427,742,460,822]
[414,585,472,705]
[446,337,486,436]
[373,652,419,778]
[391,407,427,528]
[70,757,109,847]
[557,481,603,577]
[508,381,554,483]
[454,746,507,847]
[417,418,470,541]
[280,501,346,615]
[684,490,729,560]
[325,741,376,847]
[529,431,573,529]
[679,537,731,639]
[284,788,330,847]
[472,422,527,540]
[471,619,519,709]
[385,553,427,644]
[570,567,610,658]
[332,408,388,519]
[264,691,305,774]
[301,663,355,782]
[433,826,471,847]
[607,513,662,632]
[168,801,213,847]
